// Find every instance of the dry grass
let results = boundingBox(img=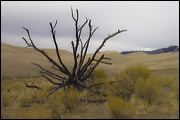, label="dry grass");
[20,105,52,119]
[1,71,179,119]
[106,95,135,119]
[135,76,160,104]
